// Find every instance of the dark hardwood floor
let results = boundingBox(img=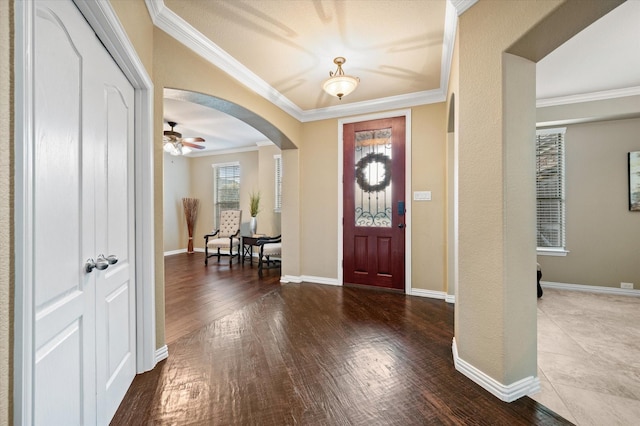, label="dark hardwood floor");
[163,252,281,344]
[111,253,570,425]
